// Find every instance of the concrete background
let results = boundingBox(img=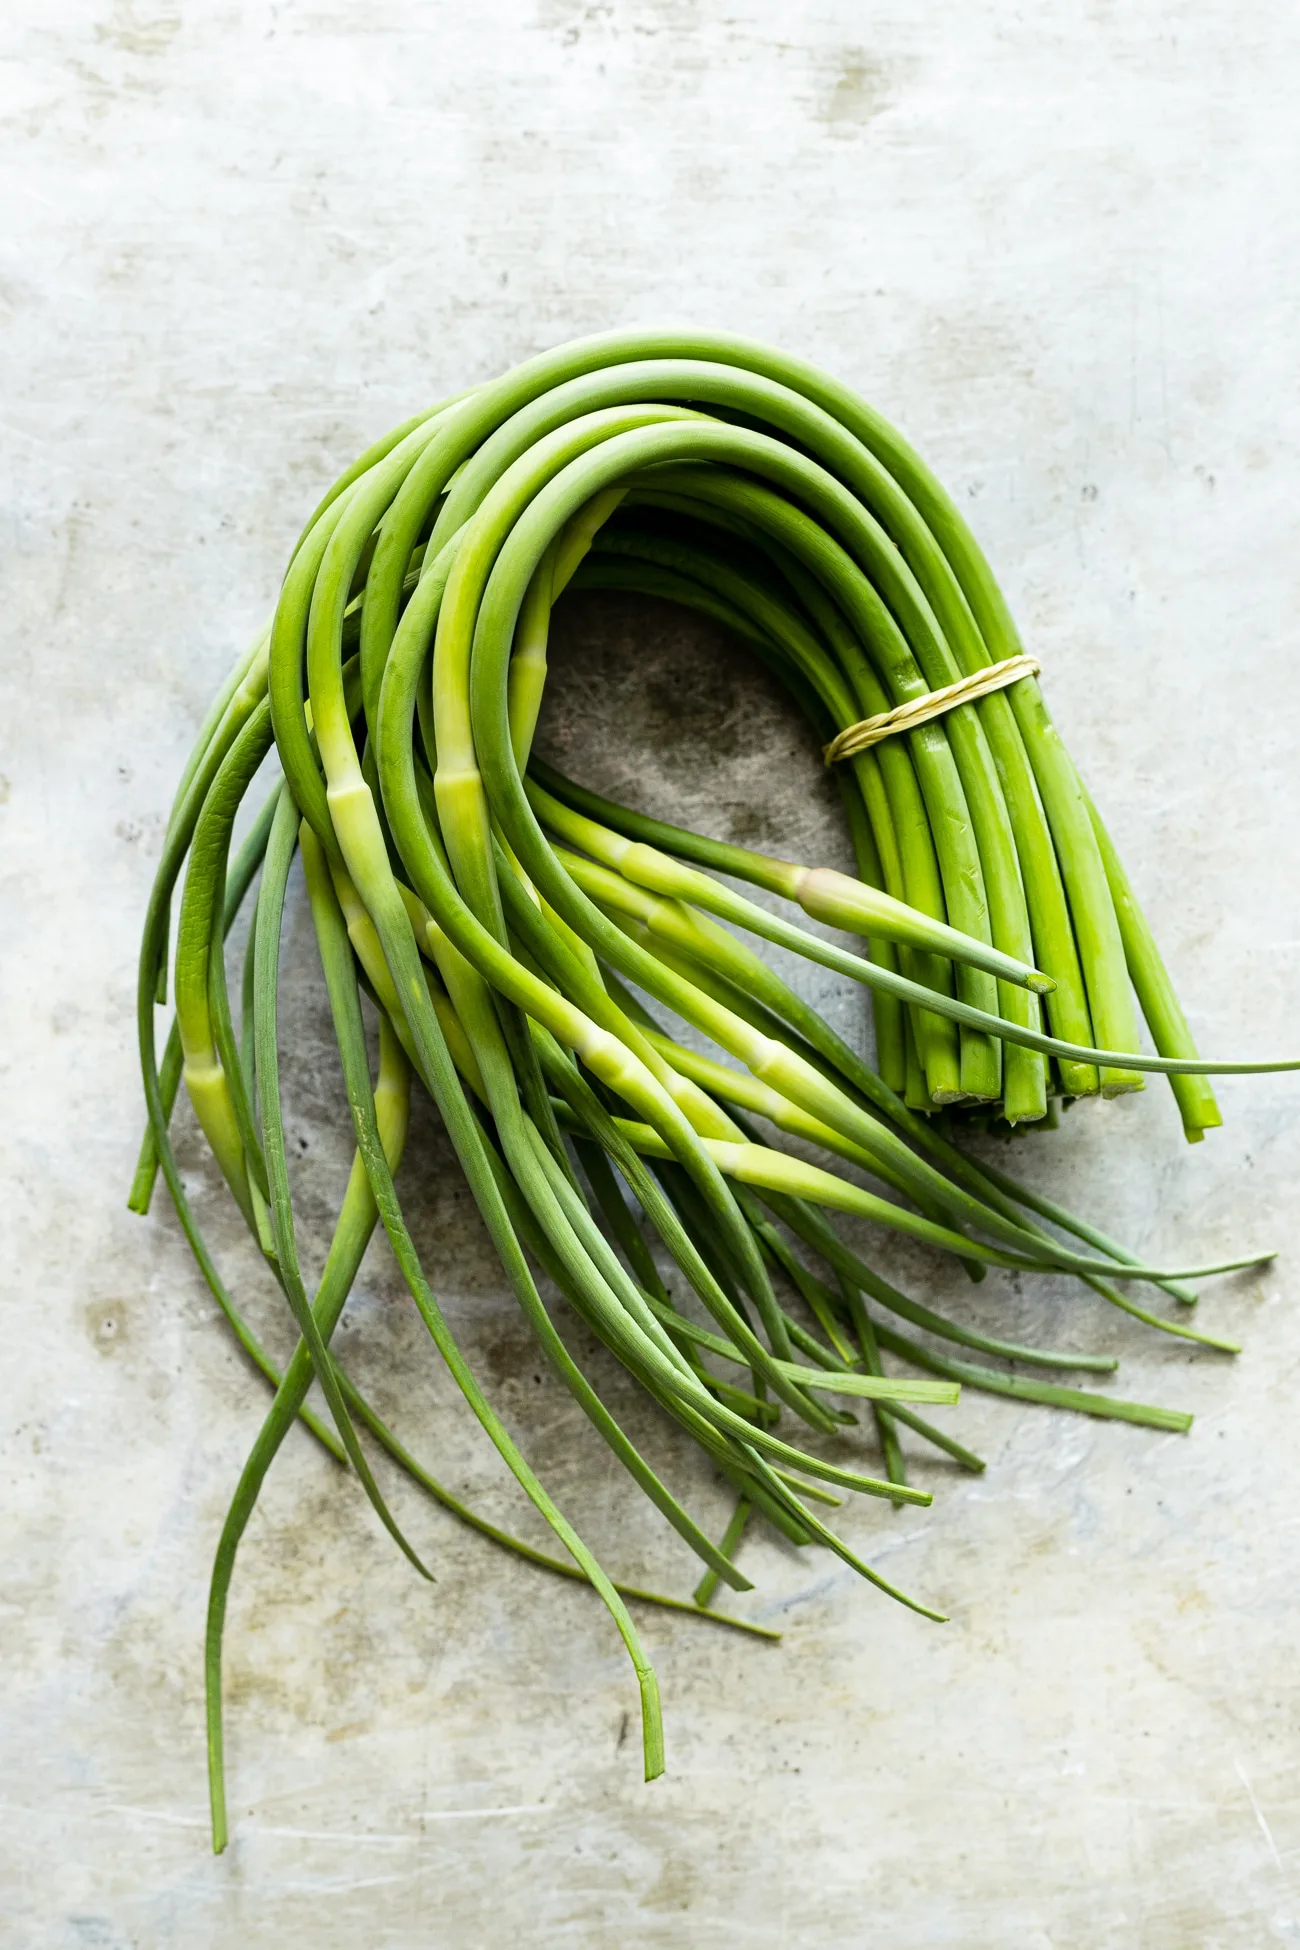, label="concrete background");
[4,1,1300,1943]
